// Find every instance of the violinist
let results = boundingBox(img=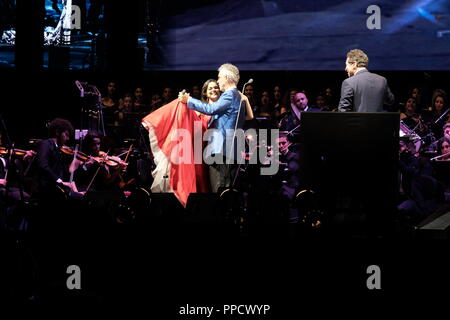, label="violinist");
[0,132,34,201]
[70,132,127,192]
[0,133,36,161]
[35,118,80,195]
